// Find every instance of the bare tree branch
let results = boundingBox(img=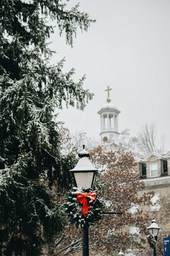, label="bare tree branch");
[138,124,165,156]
